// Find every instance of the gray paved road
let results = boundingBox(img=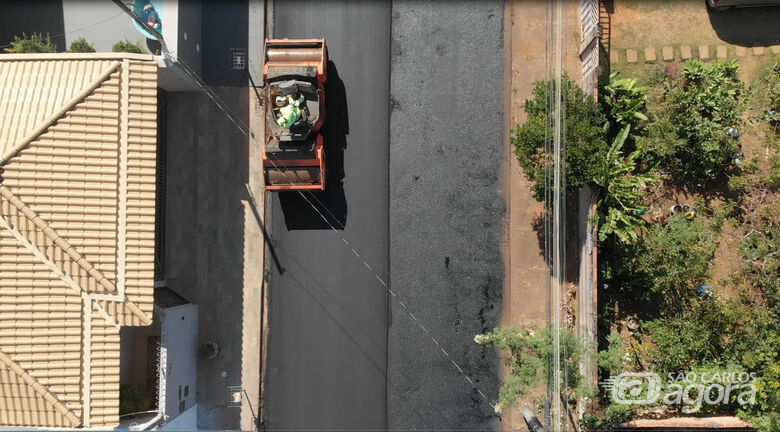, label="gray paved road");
[388,2,504,430]
[265,1,391,430]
